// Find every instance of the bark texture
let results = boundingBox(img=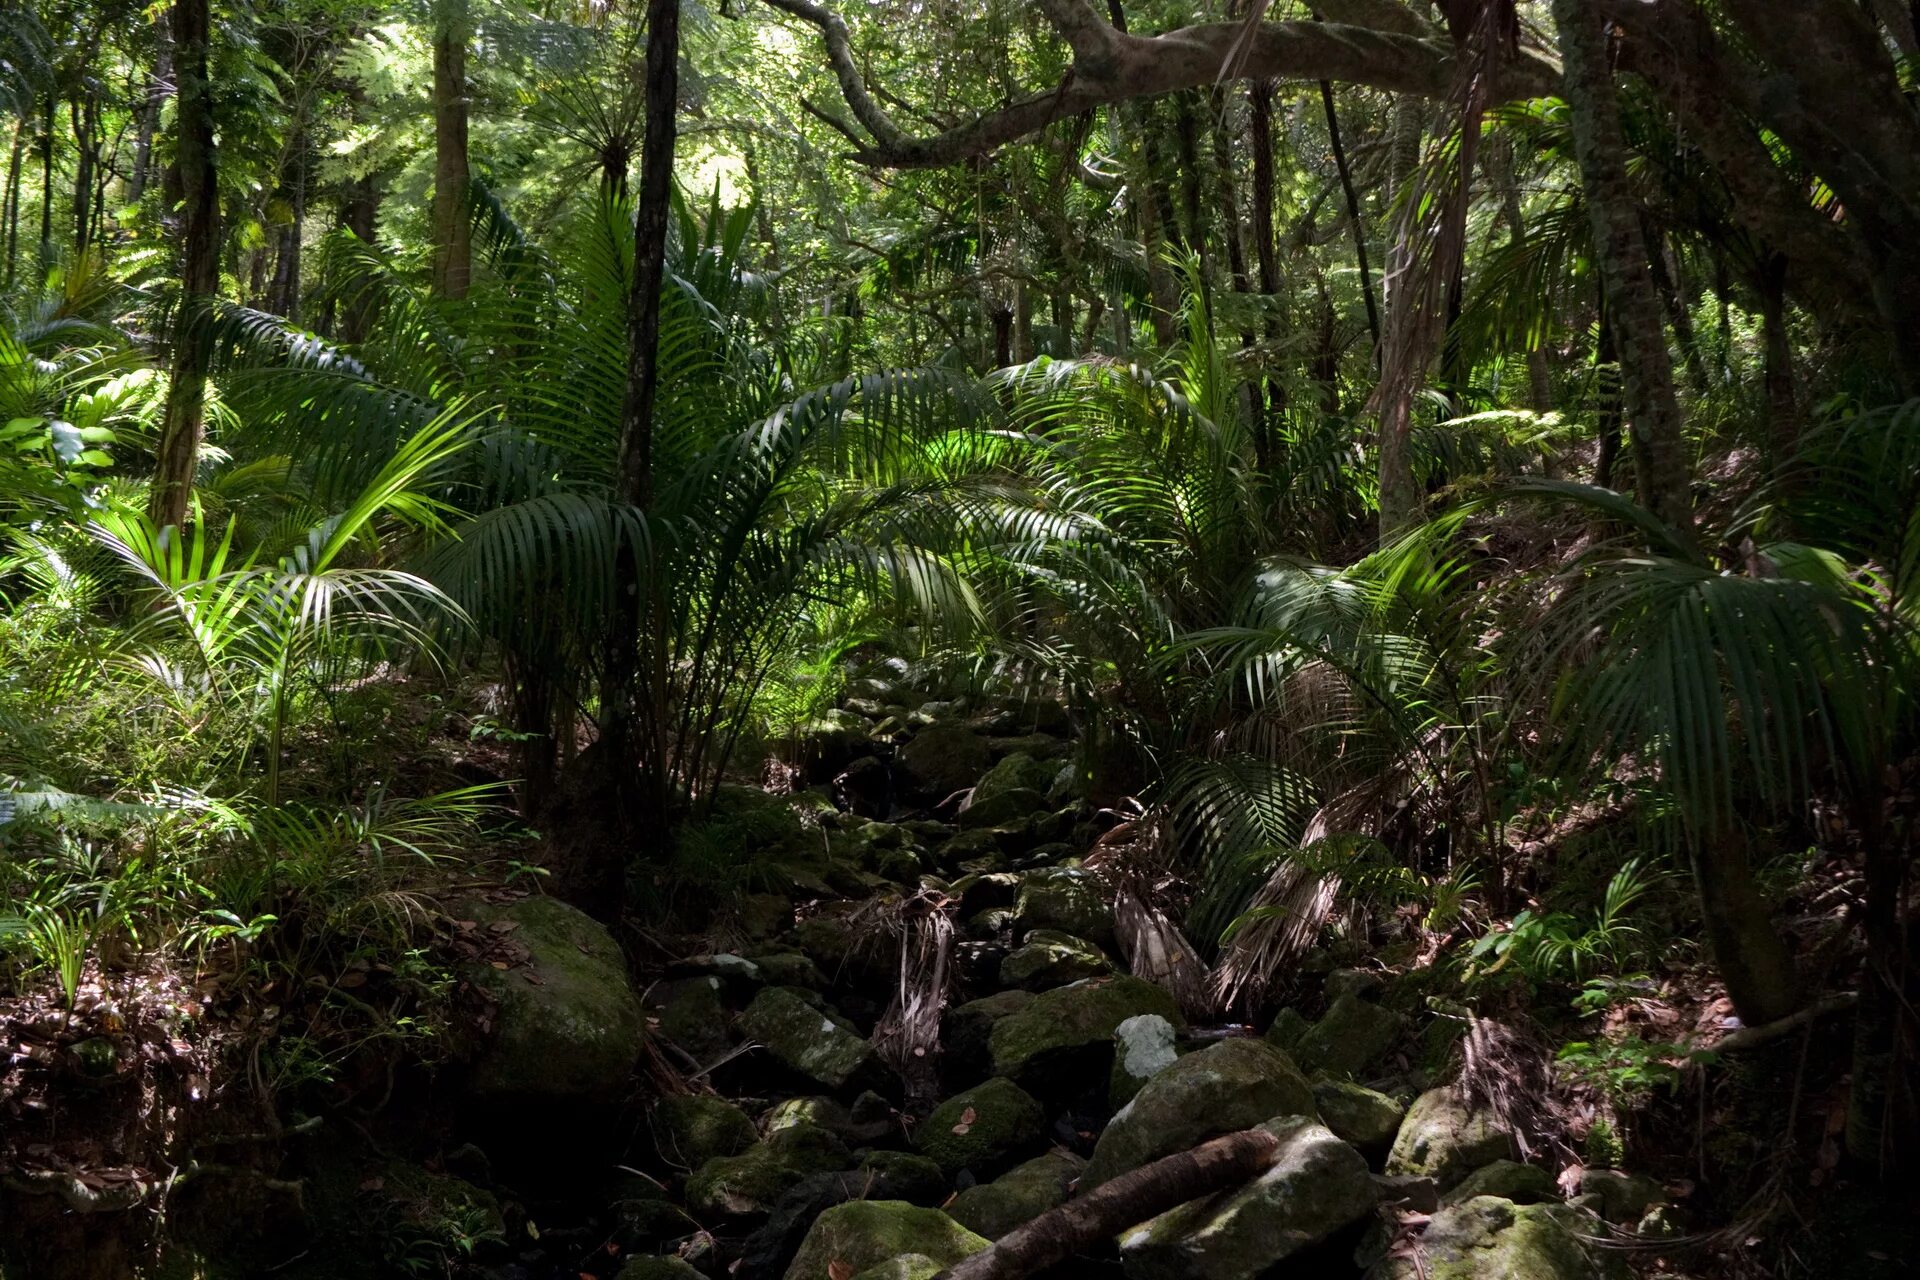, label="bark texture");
[430,0,471,301]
